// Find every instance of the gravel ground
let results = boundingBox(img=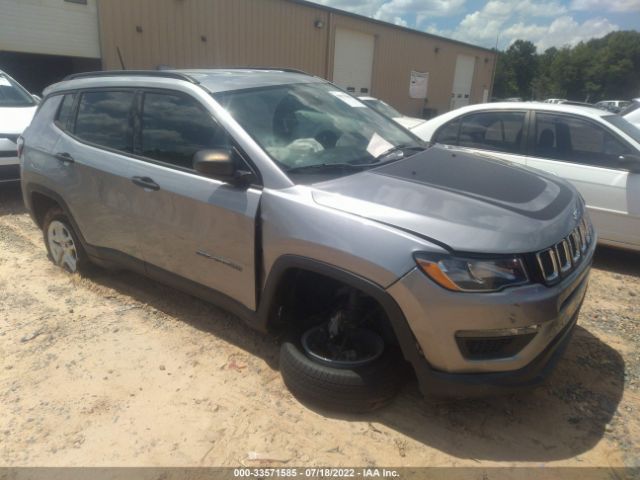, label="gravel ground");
[0,183,639,468]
